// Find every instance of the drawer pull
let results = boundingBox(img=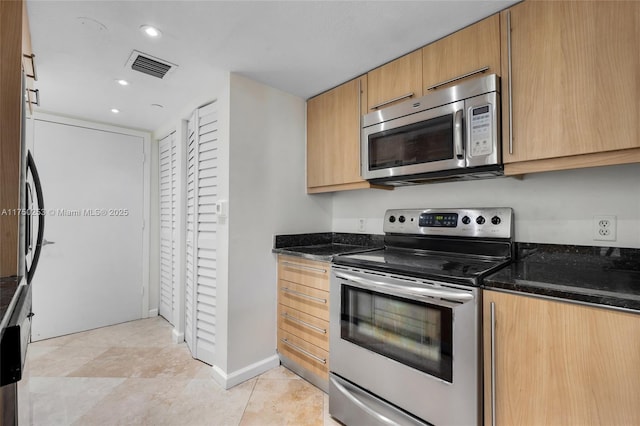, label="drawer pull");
[281,338,326,365]
[281,312,327,334]
[27,89,40,107]
[282,287,327,304]
[23,53,38,80]
[371,92,414,110]
[426,66,489,91]
[281,261,327,274]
